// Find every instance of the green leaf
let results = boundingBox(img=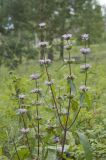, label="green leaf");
[67,79,76,95]
[71,99,79,111]
[13,146,30,160]
[78,132,93,160]
[80,93,84,107]
[85,93,92,108]
[47,146,56,160]
[70,80,76,95]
